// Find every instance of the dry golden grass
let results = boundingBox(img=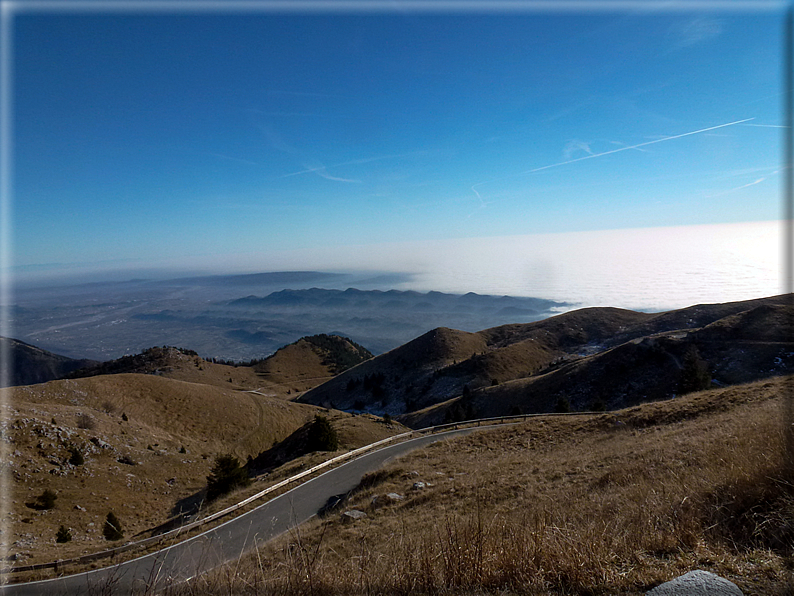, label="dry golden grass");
[149,356,269,392]
[169,375,793,595]
[4,375,405,570]
[253,340,339,394]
